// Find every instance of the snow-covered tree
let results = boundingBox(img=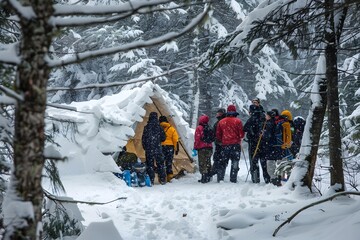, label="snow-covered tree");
[206,0,360,191]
